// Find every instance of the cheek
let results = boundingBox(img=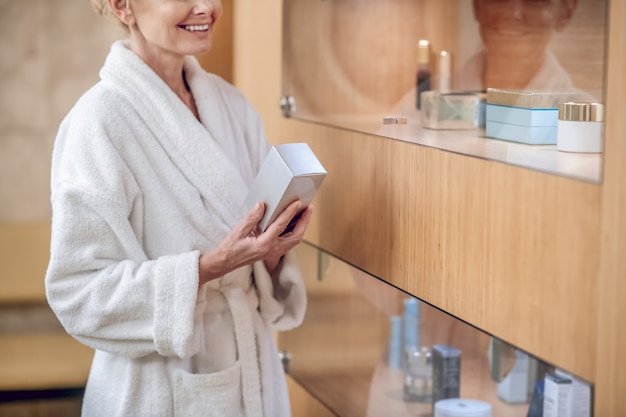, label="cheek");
[520,7,560,30]
[213,1,224,19]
